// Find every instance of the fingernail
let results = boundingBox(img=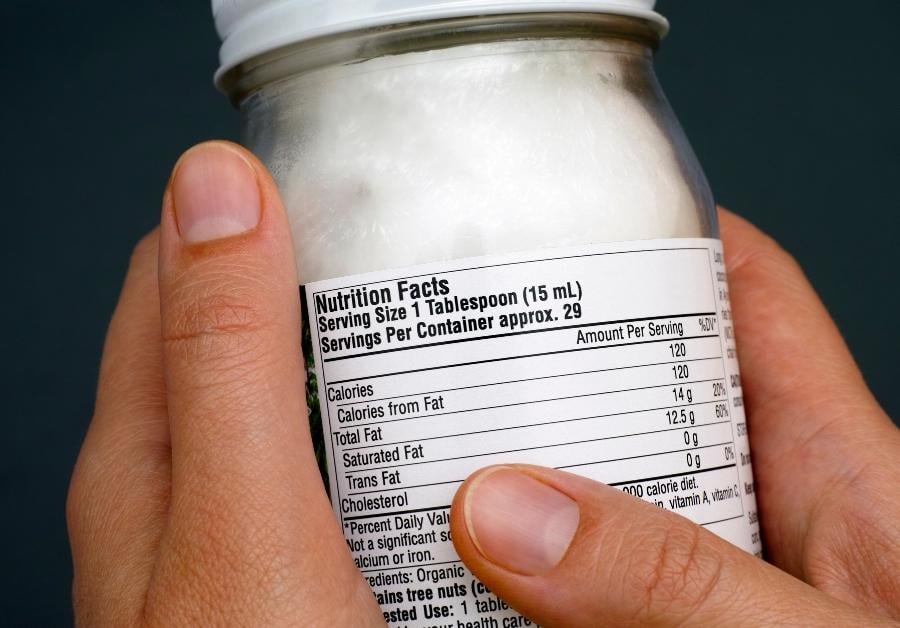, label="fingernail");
[172,143,261,243]
[464,467,579,575]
